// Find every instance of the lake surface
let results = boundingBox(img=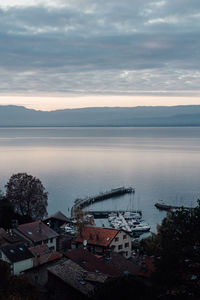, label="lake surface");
[0,127,200,232]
